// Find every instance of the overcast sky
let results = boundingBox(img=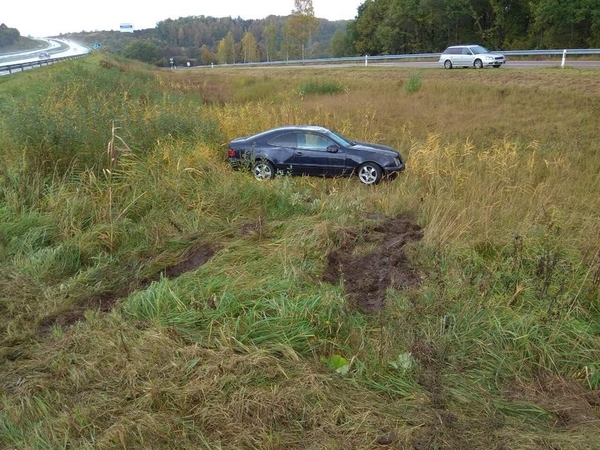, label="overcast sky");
[3,0,363,38]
